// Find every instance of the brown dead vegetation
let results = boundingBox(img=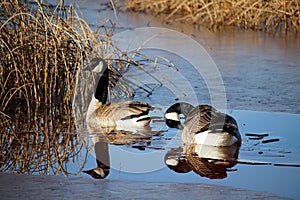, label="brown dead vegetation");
[122,0,300,32]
